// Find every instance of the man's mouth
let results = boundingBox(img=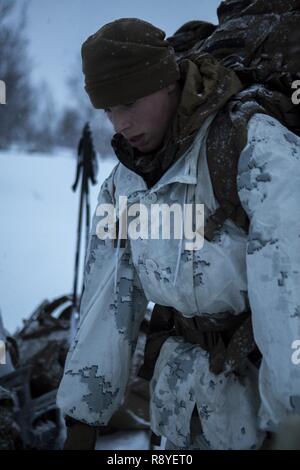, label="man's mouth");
[128,134,145,146]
